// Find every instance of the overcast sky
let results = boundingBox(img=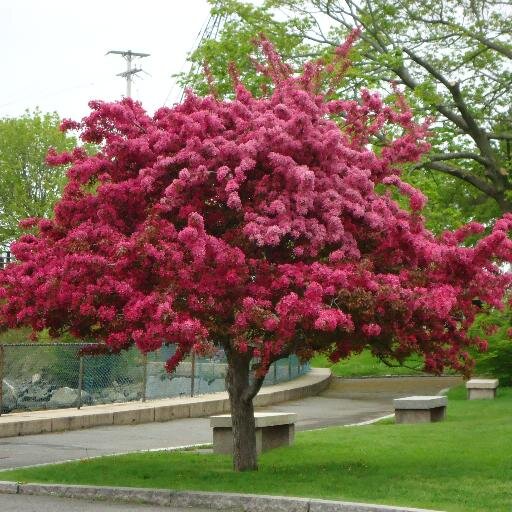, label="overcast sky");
[1,0,212,121]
